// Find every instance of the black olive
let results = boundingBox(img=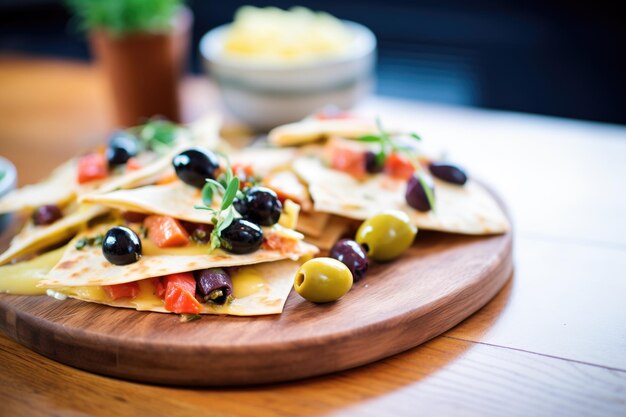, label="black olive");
[406,174,435,212]
[32,204,63,226]
[233,186,282,226]
[102,226,142,265]
[106,131,139,168]
[330,239,369,282]
[364,151,383,173]
[219,219,263,254]
[172,148,220,189]
[194,268,233,304]
[429,162,467,185]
